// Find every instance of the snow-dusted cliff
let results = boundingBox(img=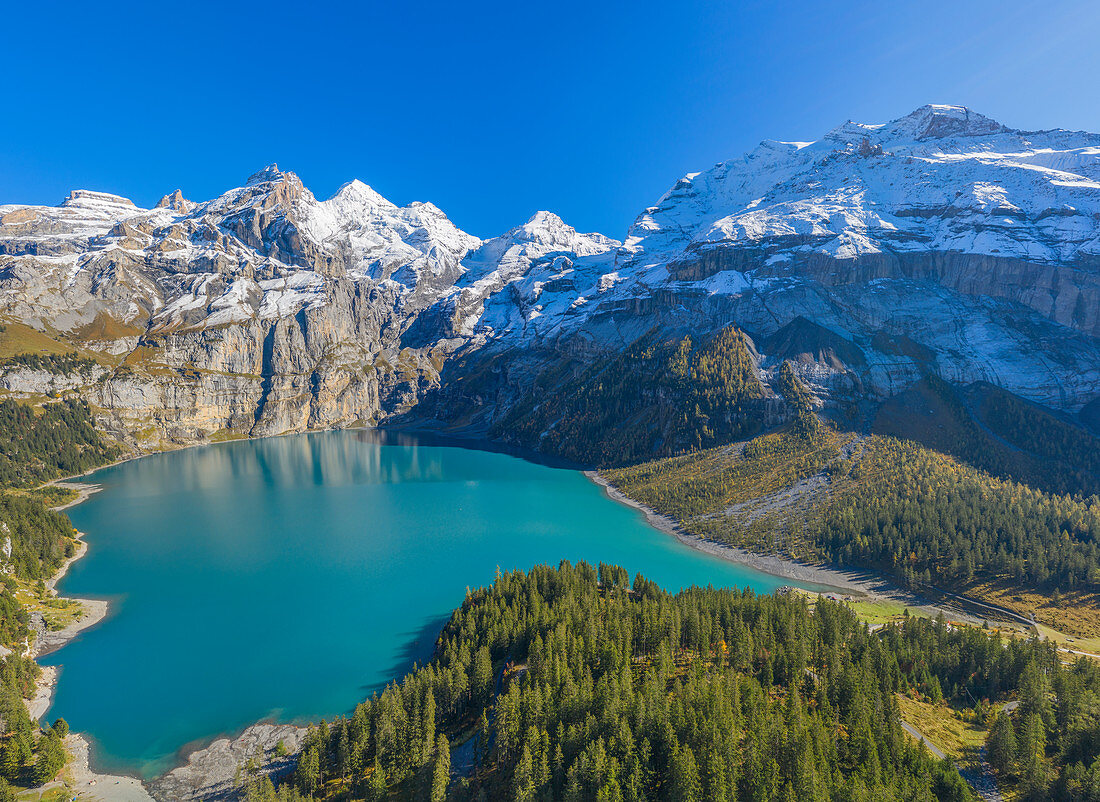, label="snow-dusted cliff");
[1,105,1098,447]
